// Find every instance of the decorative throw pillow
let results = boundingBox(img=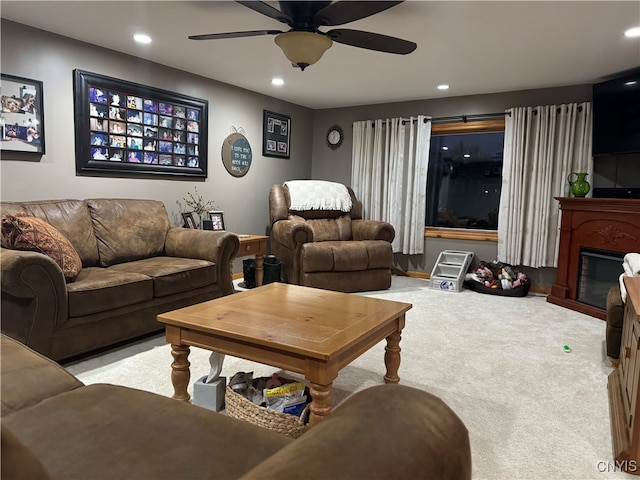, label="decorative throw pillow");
[1,214,82,283]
